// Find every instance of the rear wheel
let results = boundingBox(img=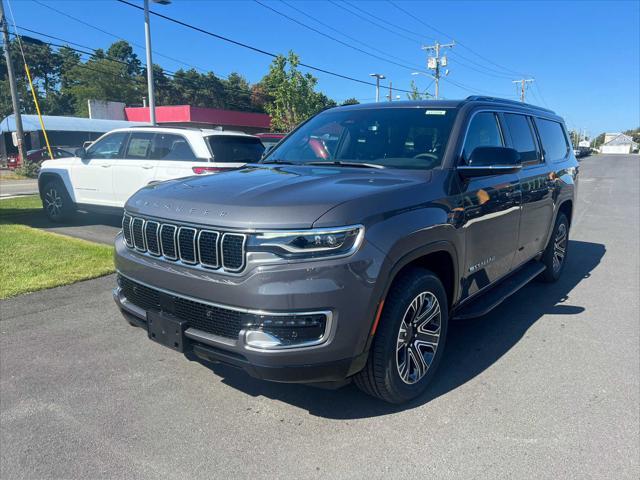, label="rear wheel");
[540,212,569,283]
[42,180,75,222]
[354,268,448,404]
